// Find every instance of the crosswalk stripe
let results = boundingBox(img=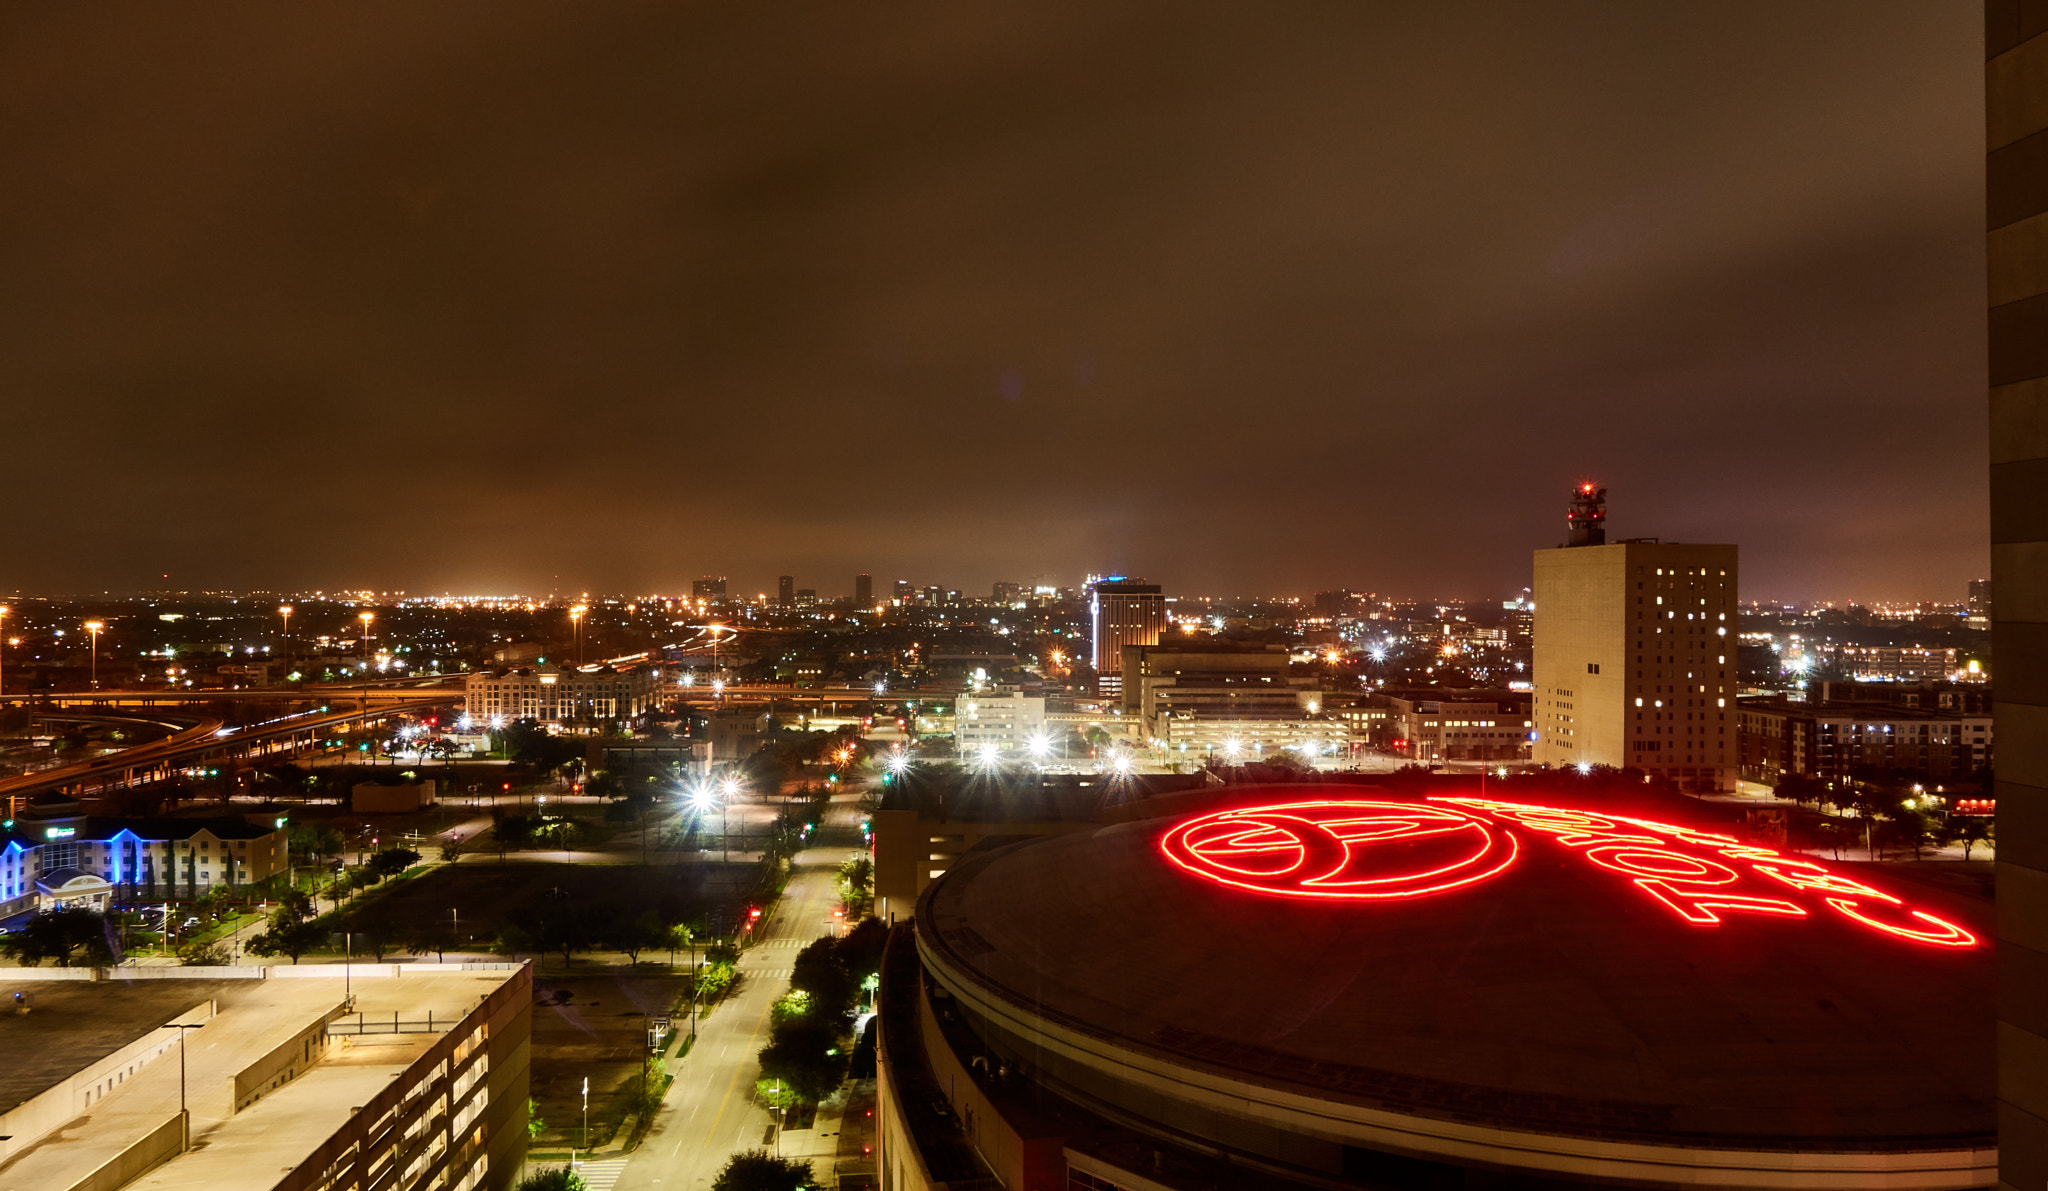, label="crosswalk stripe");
[573,1157,628,1190]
